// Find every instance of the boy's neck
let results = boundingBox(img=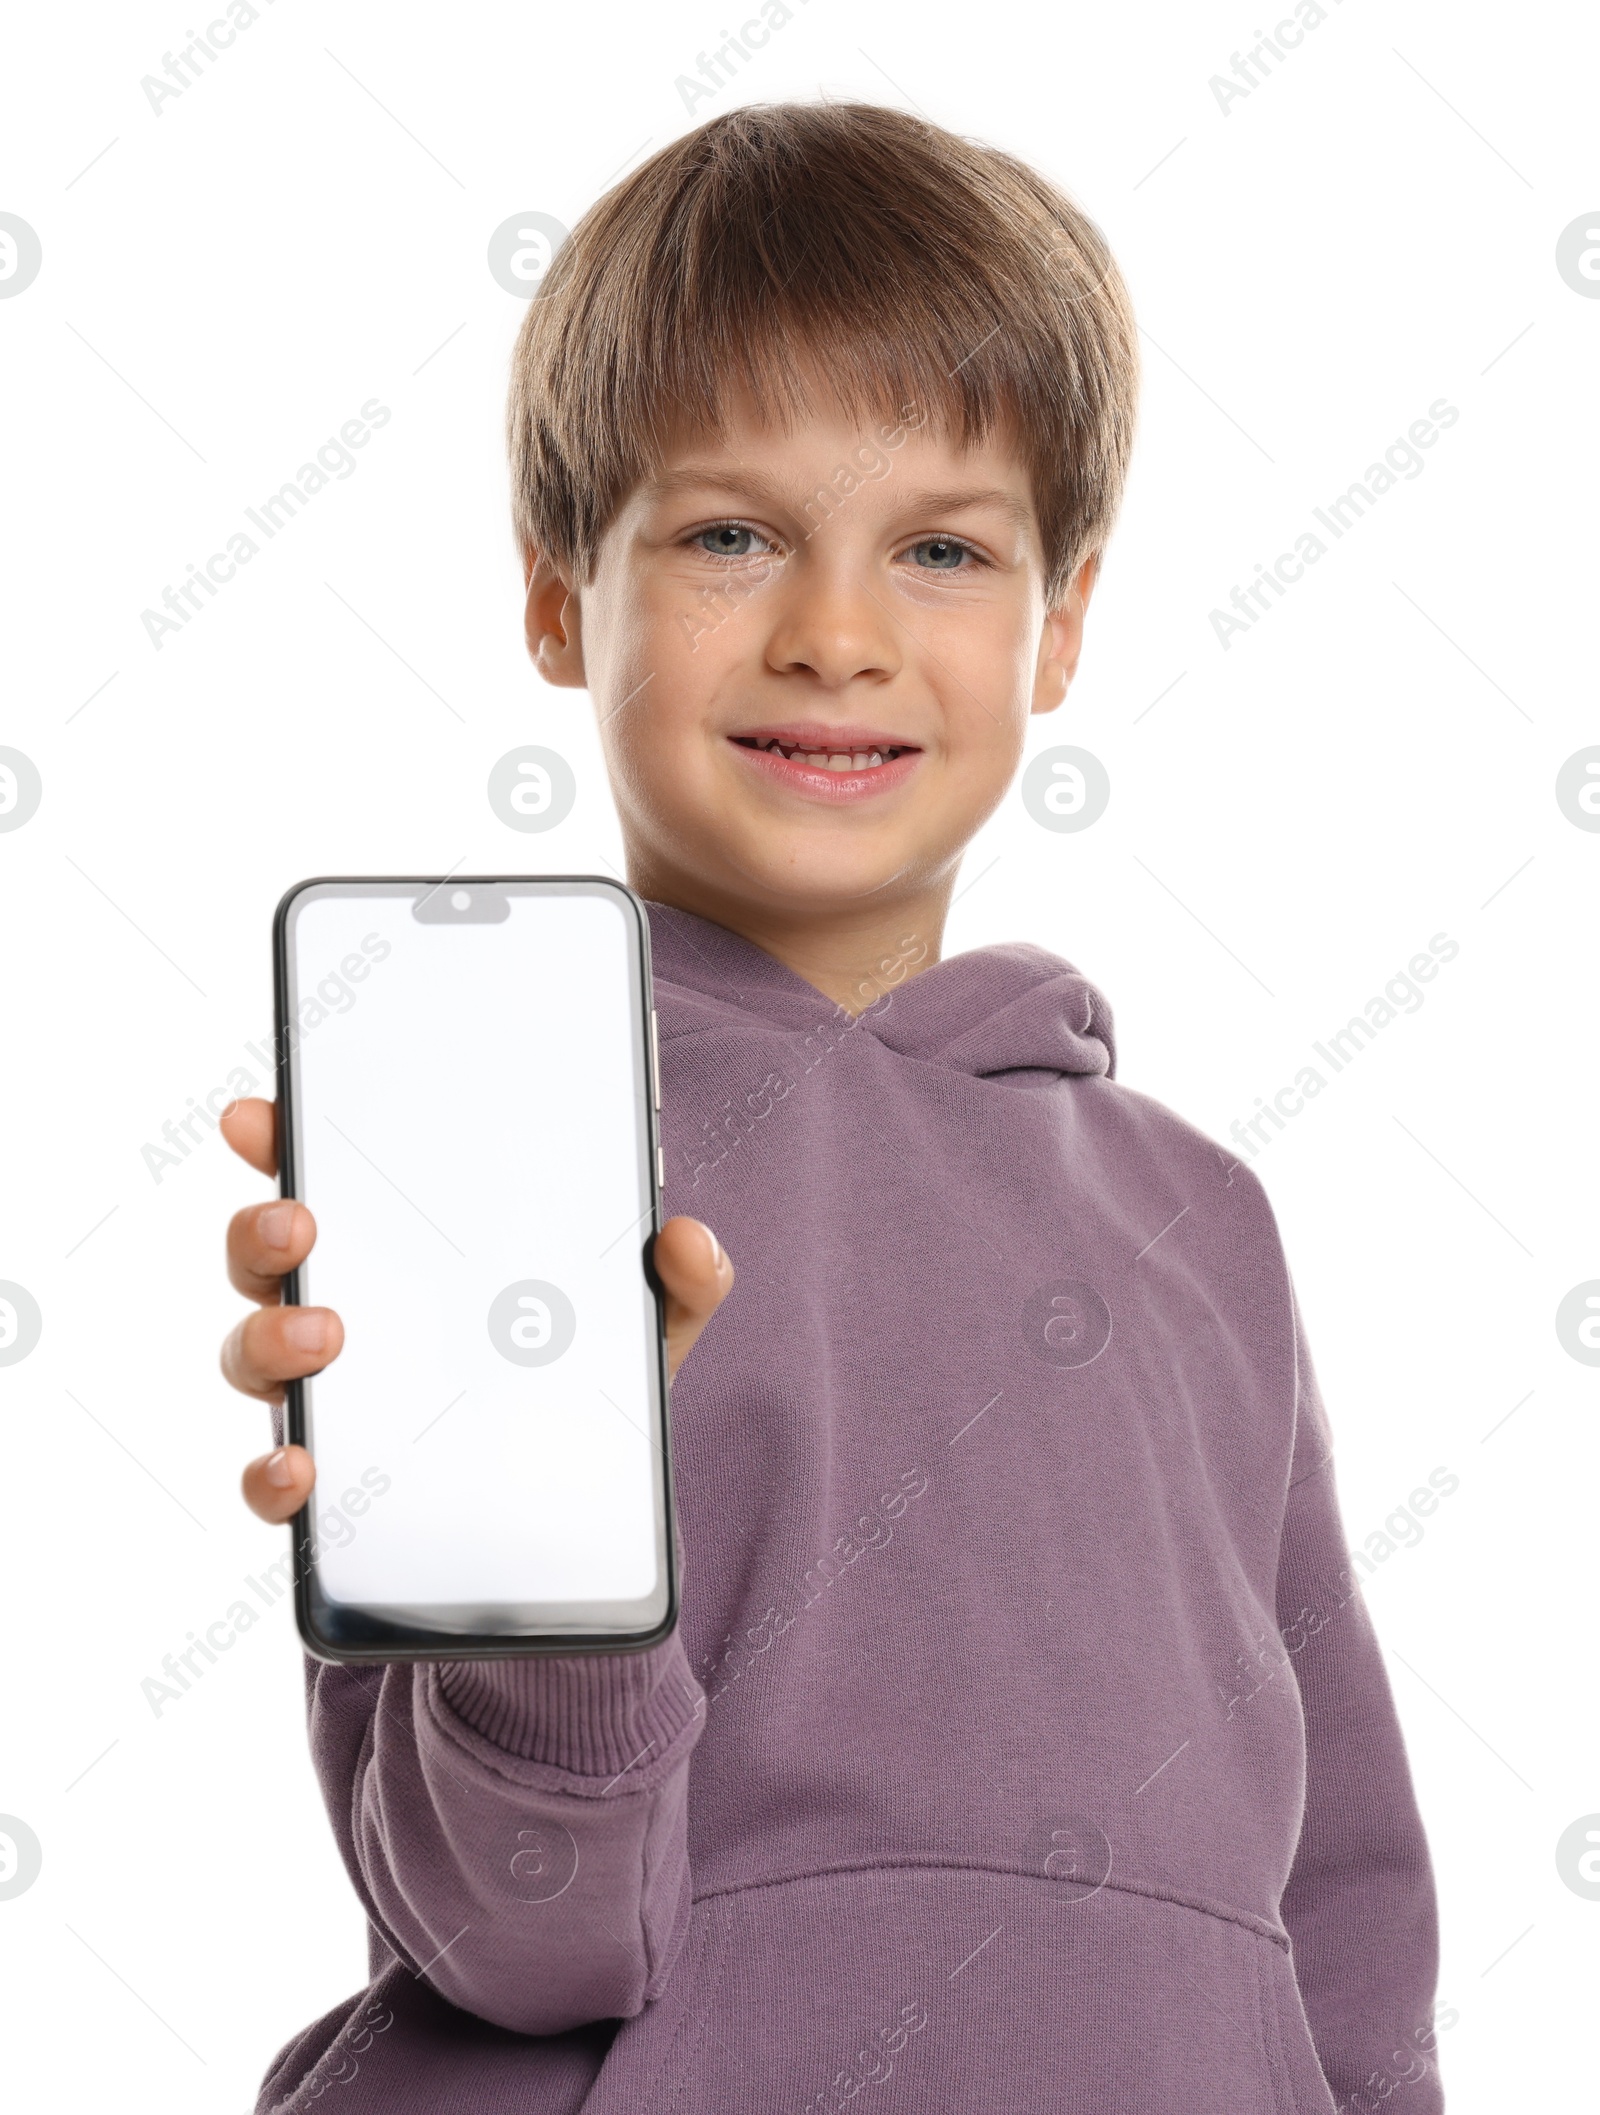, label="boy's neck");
[628,860,949,1017]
